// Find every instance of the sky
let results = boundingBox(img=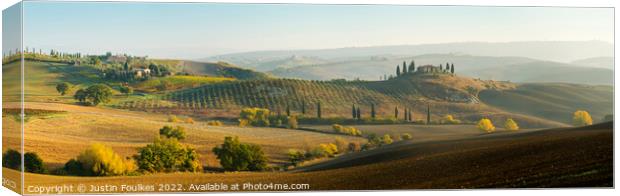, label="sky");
[8,1,615,59]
